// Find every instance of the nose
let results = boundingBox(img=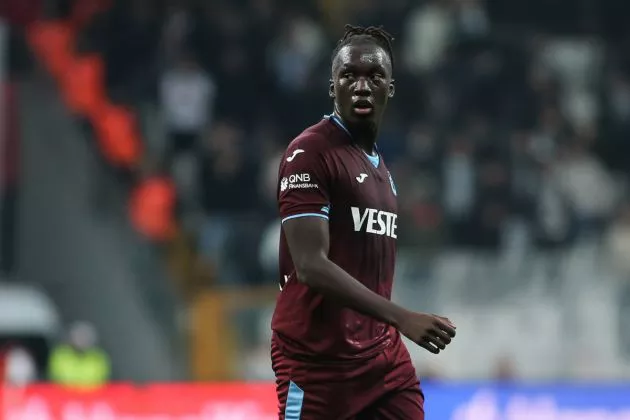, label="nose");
[353,77,371,96]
